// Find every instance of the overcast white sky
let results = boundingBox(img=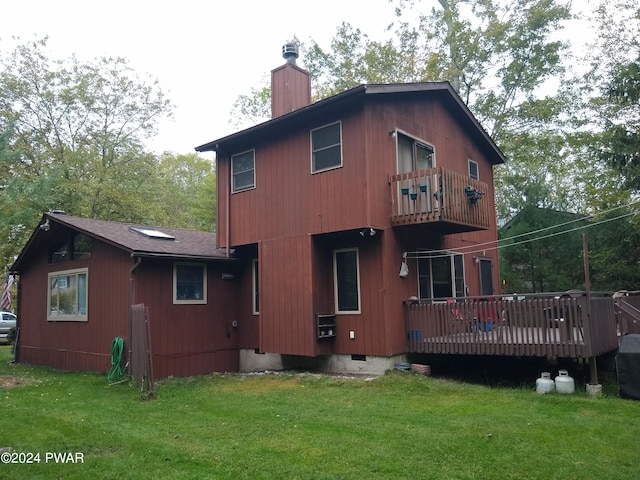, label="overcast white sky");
[2,0,396,158]
[3,0,595,159]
